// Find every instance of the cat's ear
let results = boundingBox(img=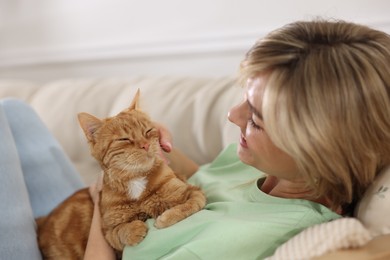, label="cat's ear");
[77,112,103,142]
[129,88,141,111]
